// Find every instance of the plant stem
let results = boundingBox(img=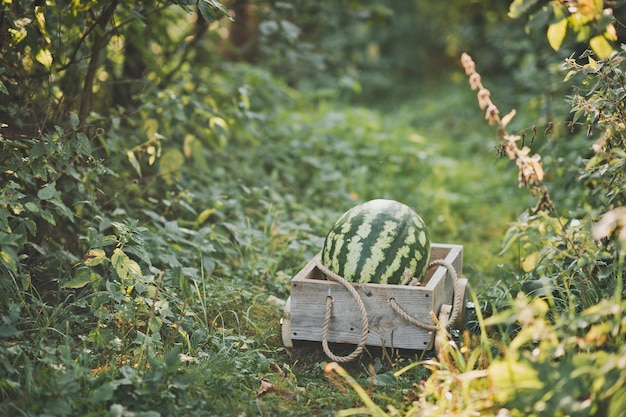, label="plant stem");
[141,271,165,369]
[615,251,624,305]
